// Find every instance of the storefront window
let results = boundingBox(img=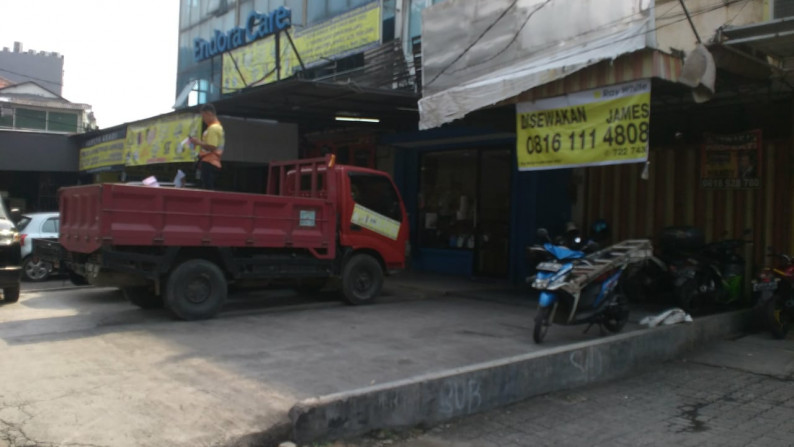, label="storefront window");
[48,112,78,133]
[408,0,425,41]
[418,150,477,250]
[307,0,371,25]
[0,108,12,128]
[15,108,46,131]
